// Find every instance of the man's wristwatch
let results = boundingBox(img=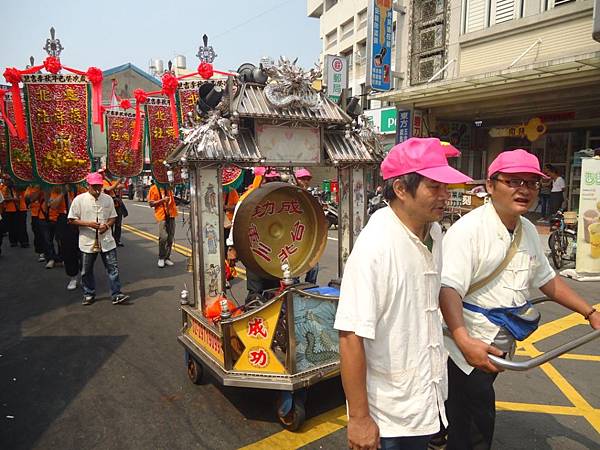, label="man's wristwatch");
[583,308,597,321]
